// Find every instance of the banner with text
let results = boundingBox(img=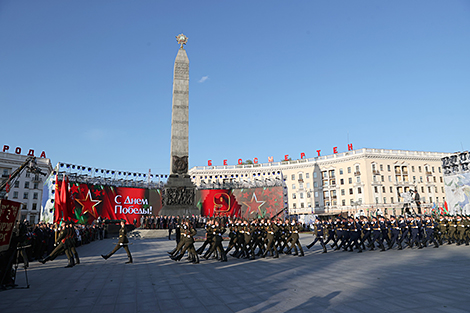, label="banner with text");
[0,200,22,252]
[64,183,162,226]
